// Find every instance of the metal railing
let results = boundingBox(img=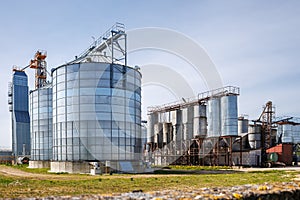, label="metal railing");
[71,22,125,63]
[148,86,240,113]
